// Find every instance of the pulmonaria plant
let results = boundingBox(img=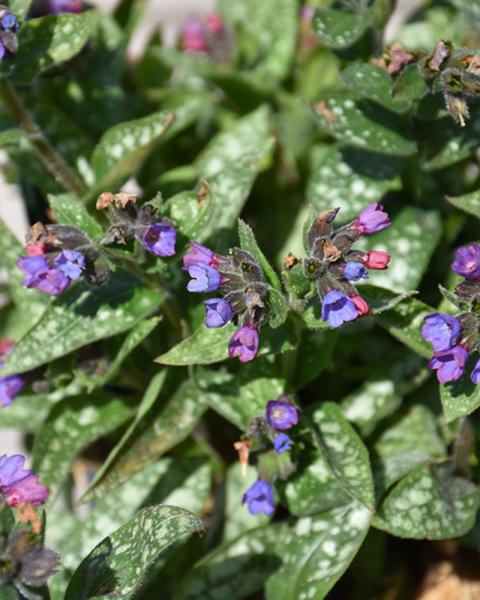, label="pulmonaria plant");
[300,203,391,328]
[238,396,300,516]
[0,339,23,408]
[422,242,480,384]
[184,242,272,362]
